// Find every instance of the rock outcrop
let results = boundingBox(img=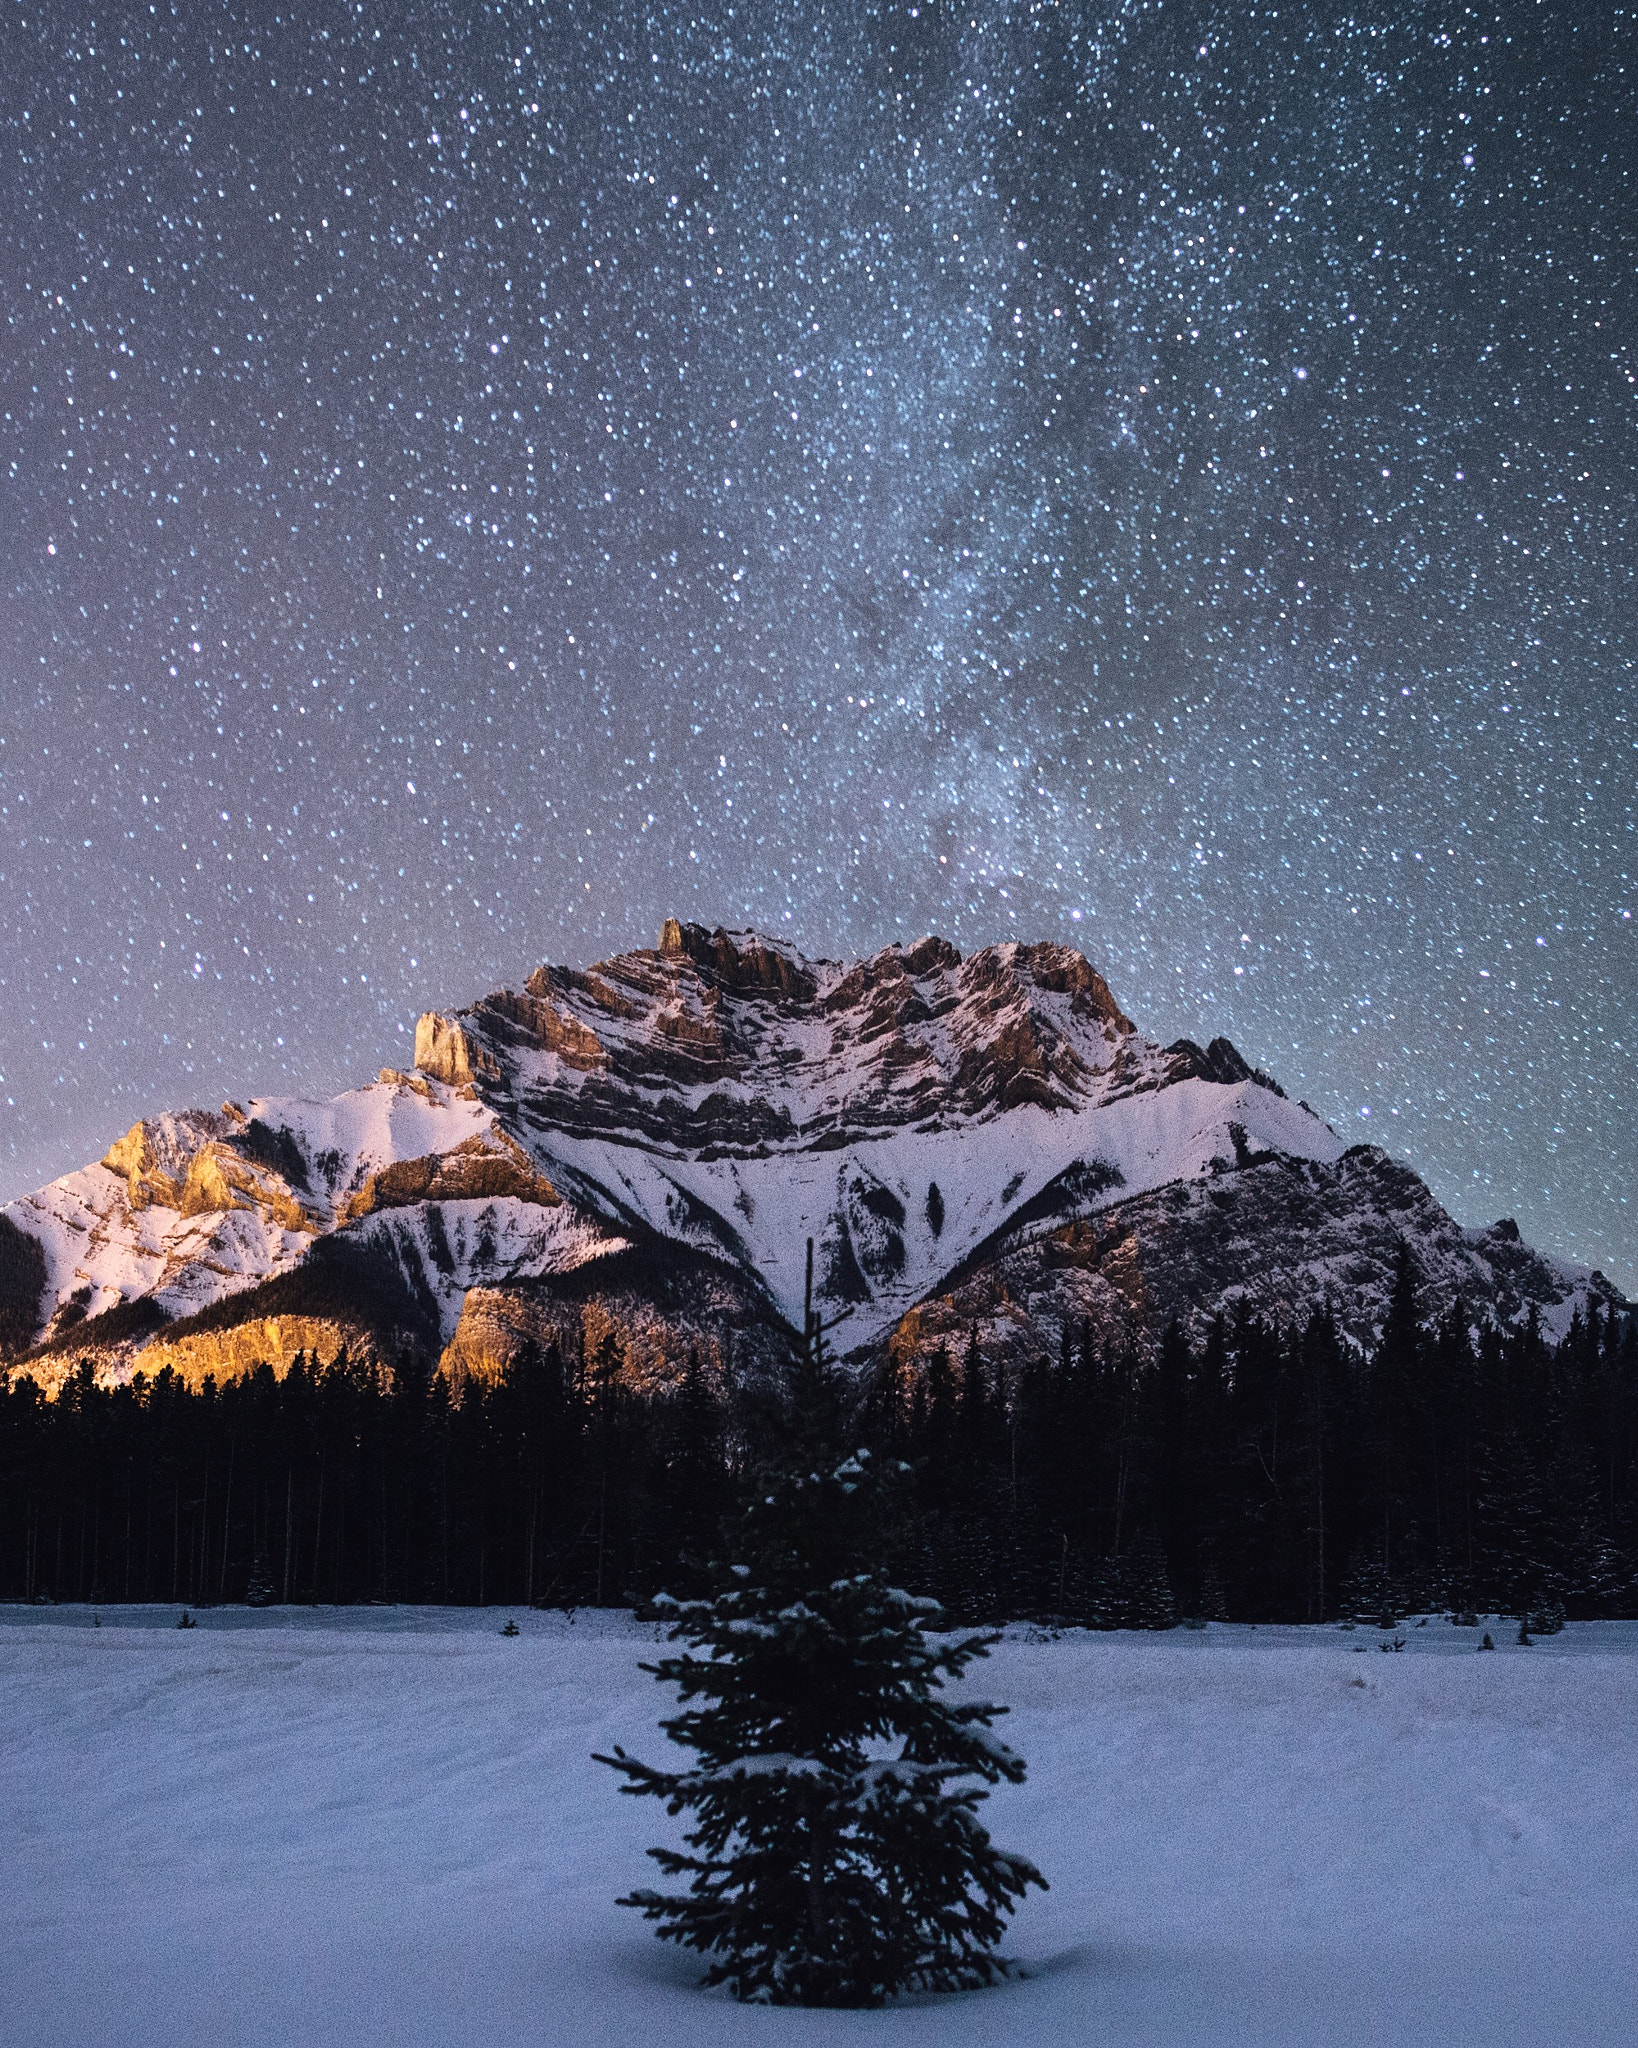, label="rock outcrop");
[124,1316,388,1393]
